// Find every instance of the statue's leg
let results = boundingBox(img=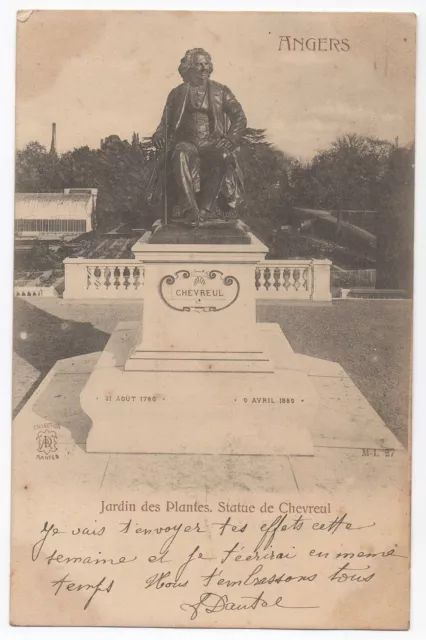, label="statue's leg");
[171,142,200,222]
[198,147,230,216]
